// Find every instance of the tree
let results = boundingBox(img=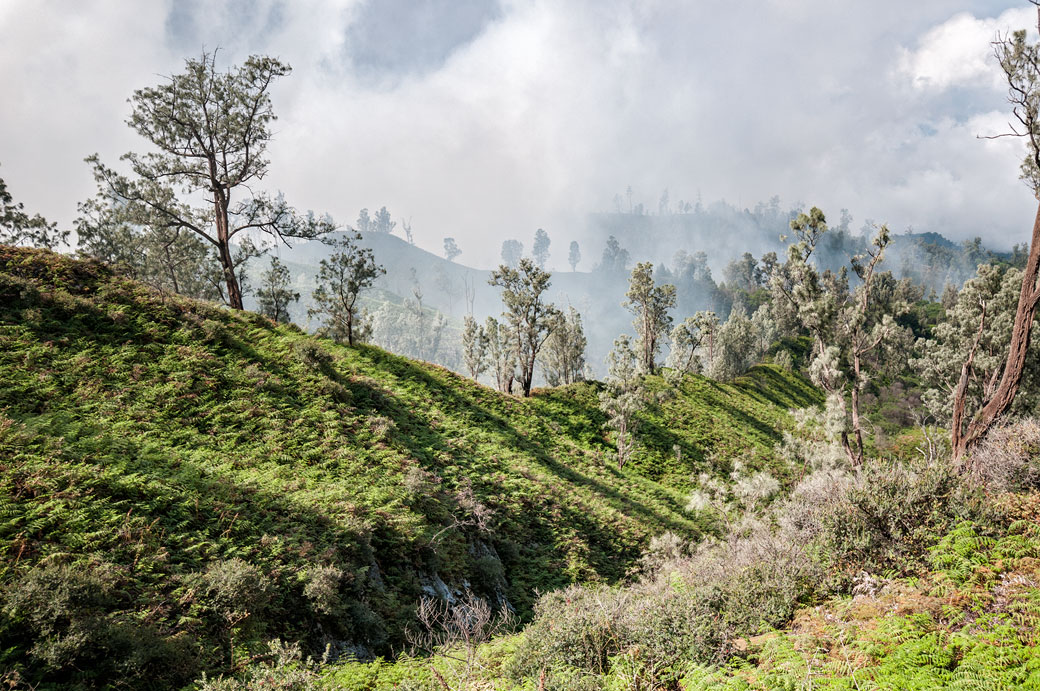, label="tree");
[443,237,462,262]
[461,315,489,381]
[599,235,629,273]
[356,209,372,233]
[434,265,460,315]
[532,228,550,268]
[76,192,218,300]
[256,256,299,323]
[500,239,523,268]
[948,11,1040,460]
[568,241,581,272]
[373,206,395,234]
[1,167,67,249]
[308,232,384,346]
[723,252,763,292]
[489,258,560,397]
[540,306,587,387]
[665,311,718,379]
[86,51,334,310]
[485,317,516,393]
[918,263,1040,434]
[706,308,757,381]
[770,210,909,464]
[623,262,677,374]
[600,335,645,470]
